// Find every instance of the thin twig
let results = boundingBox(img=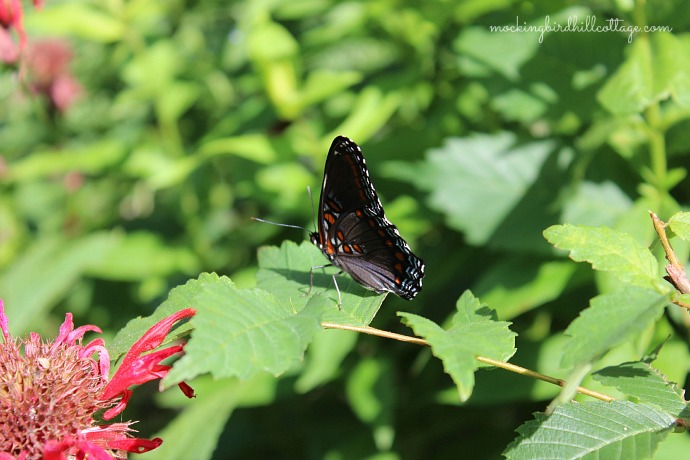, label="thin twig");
[650,211,682,268]
[650,212,690,310]
[321,322,615,403]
